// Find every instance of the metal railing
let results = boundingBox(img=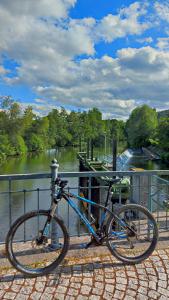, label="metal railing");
[0,161,169,243]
